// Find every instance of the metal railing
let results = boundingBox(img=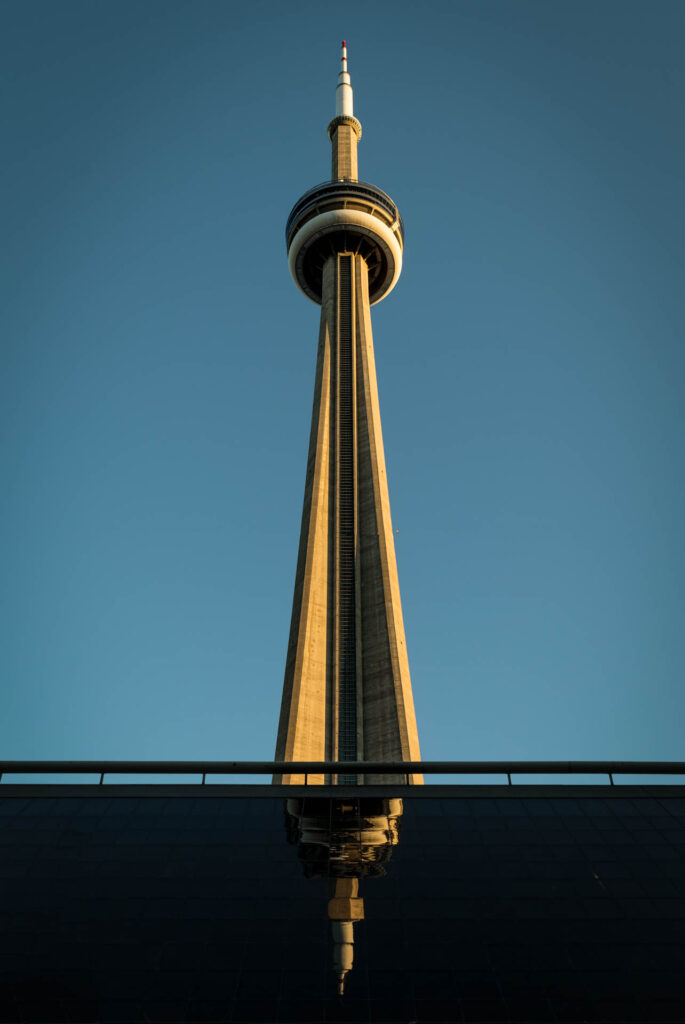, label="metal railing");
[1,761,684,786]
